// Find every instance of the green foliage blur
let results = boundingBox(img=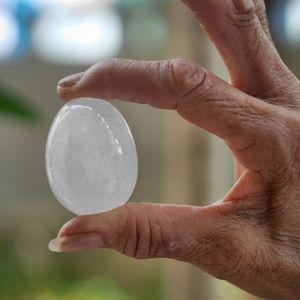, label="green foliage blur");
[0,234,163,300]
[0,84,38,122]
